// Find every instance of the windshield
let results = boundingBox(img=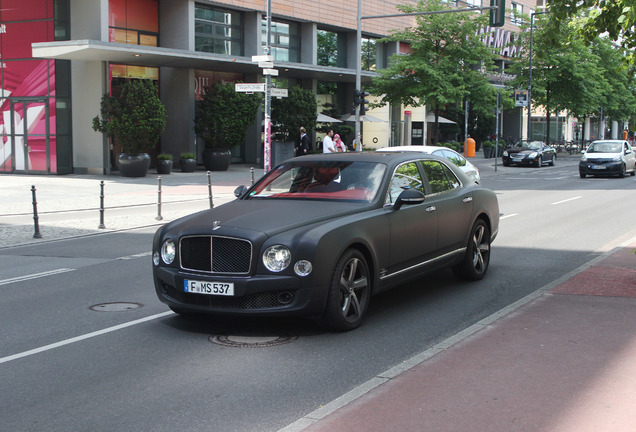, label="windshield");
[587,142,621,153]
[515,141,543,150]
[249,161,386,202]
